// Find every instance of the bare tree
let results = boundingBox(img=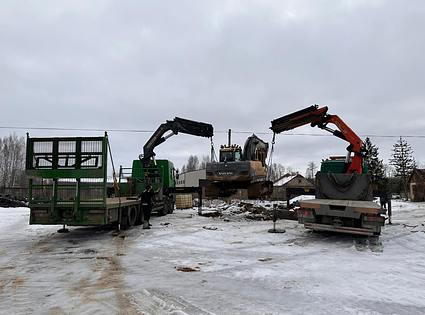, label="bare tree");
[268,163,285,182]
[185,155,200,172]
[305,161,318,179]
[199,155,210,169]
[286,166,293,175]
[0,133,26,187]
